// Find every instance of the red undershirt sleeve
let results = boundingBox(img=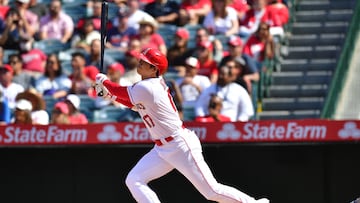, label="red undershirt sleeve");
[103,80,133,108]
